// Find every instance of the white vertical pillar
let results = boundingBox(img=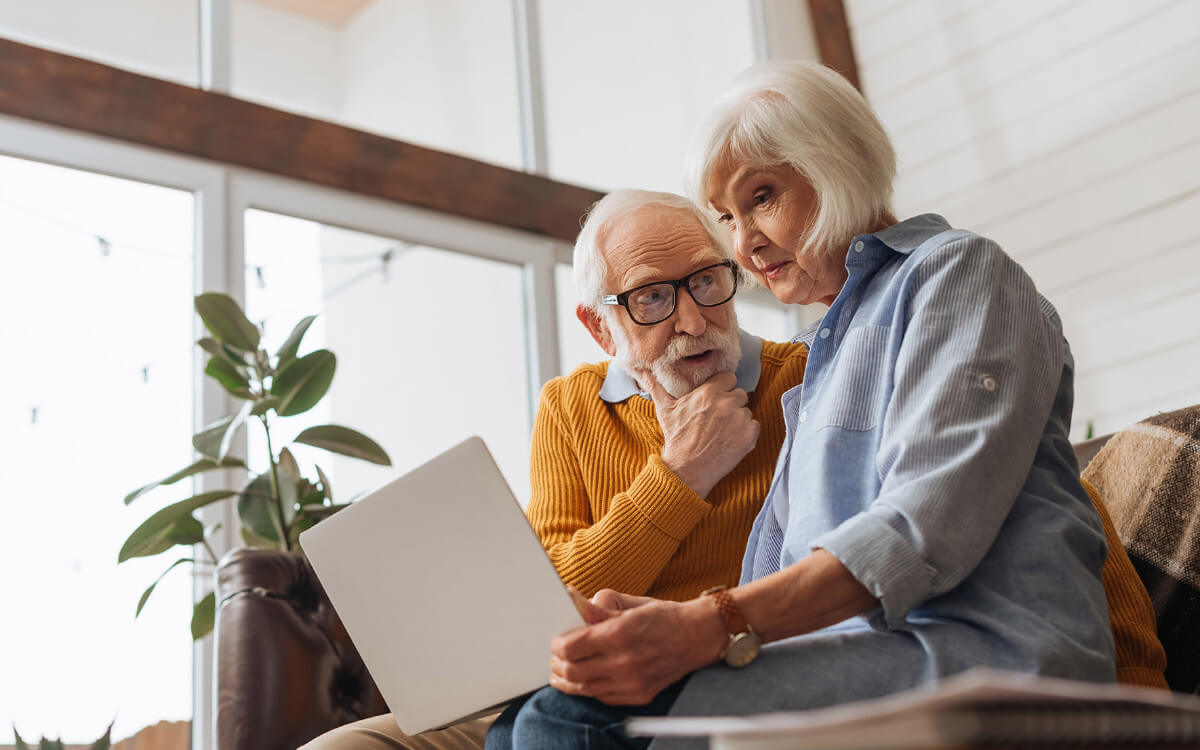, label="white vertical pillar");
[523,254,561,426]
[196,3,236,739]
[193,169,239,750]
[750,0,772,63]
[752,0,825,340]
[200,0,233,93]
[514,0,558,421]
[752,0,821,64]
[512,0,549,175]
